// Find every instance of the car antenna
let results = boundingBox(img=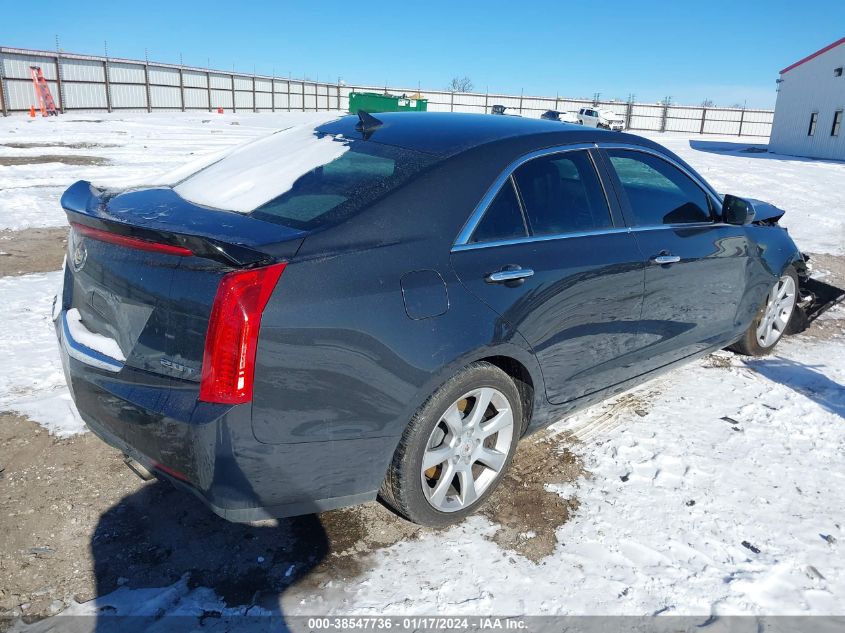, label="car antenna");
[355,110,383,139]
